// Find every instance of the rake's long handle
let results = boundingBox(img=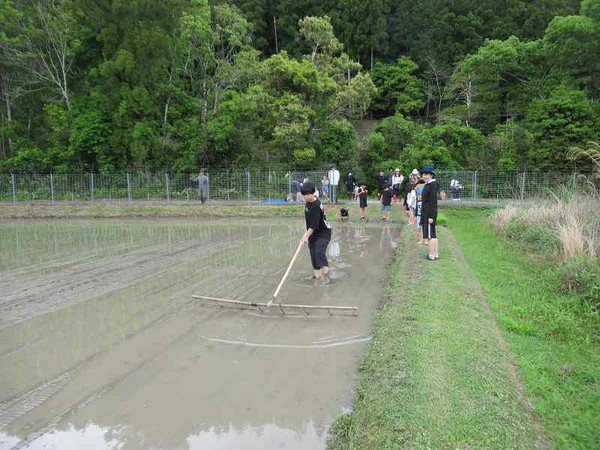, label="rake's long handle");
[267,241,304,306]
